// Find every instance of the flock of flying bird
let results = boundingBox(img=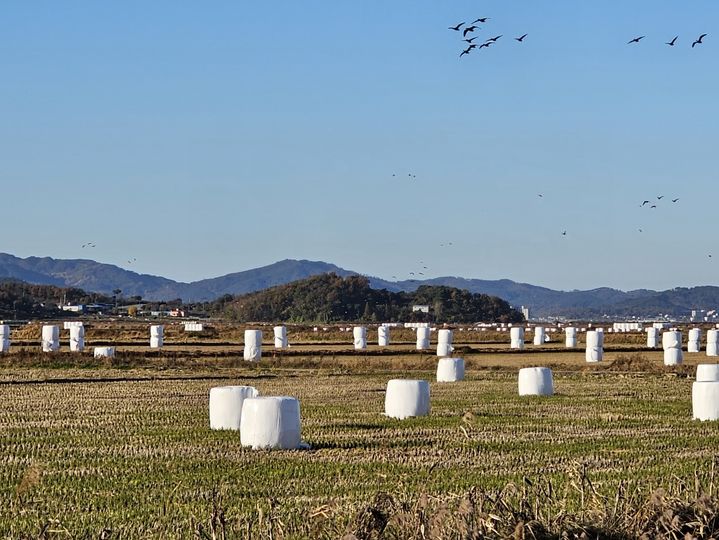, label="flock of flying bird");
[448,17,527,58]
[628,33,708,47]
